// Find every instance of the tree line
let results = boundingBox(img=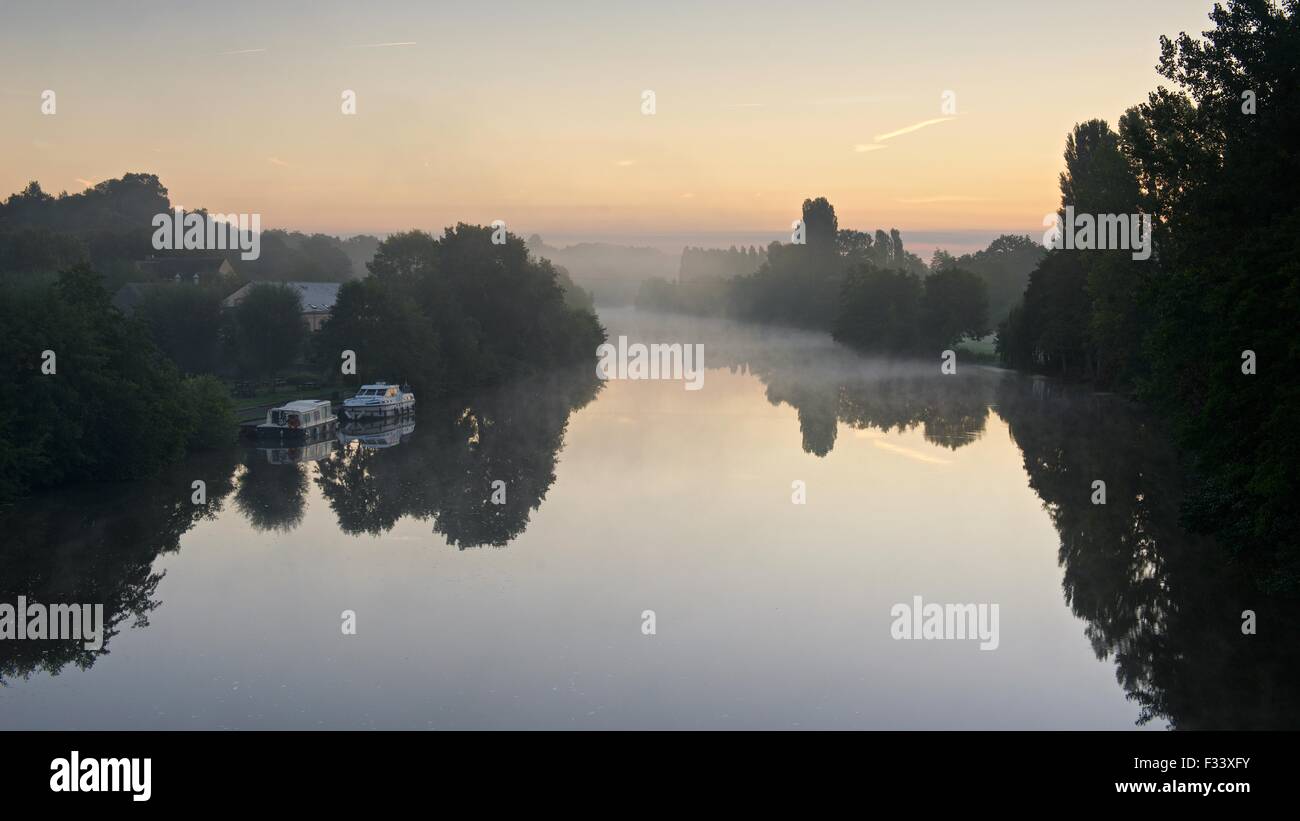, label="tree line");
[631,3,1298,590]
[0,207,605,507]
[636,196,1034,356]
[998,0,1299,590]
[678,245,766,281]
